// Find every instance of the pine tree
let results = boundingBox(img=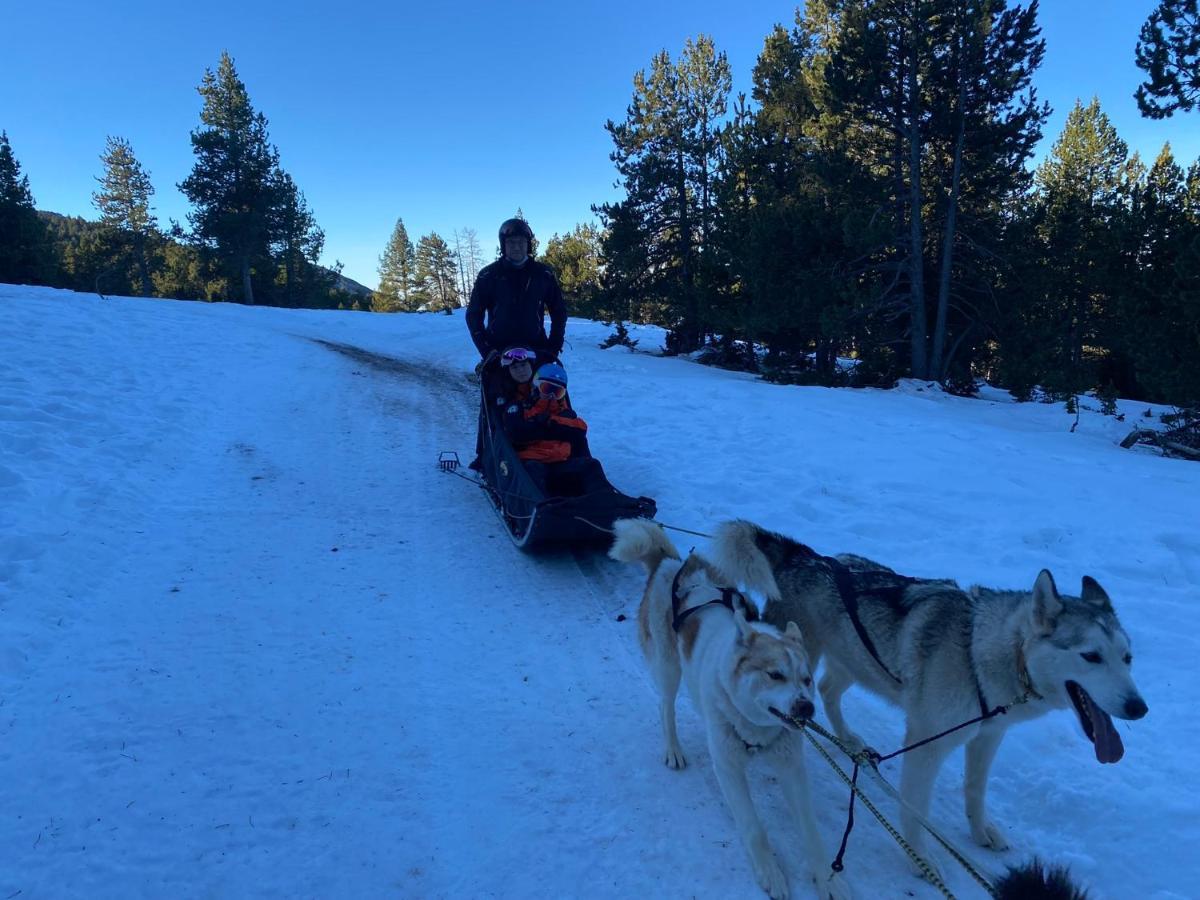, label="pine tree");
[270,169,325,307]
[709,8,887,374]
[1135,0,1200,118]
[1030,98,1130,391]
[1035,98,1129,219]
[39,212,122,294]
[927,0,1048,379]
[1185,158,1200,218]
[376,218,416,311]
[179,51,281,304]
[0,131,51,285]
[412,232,459,312]
[819,0,1047,380]
[1122,145,1200,402]
[154,222,216,300]
[542,224,604,318]
[1143,144,1185,246]
[597,35,732,352]
[93,136,157,296]
[701,1,1046,383]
